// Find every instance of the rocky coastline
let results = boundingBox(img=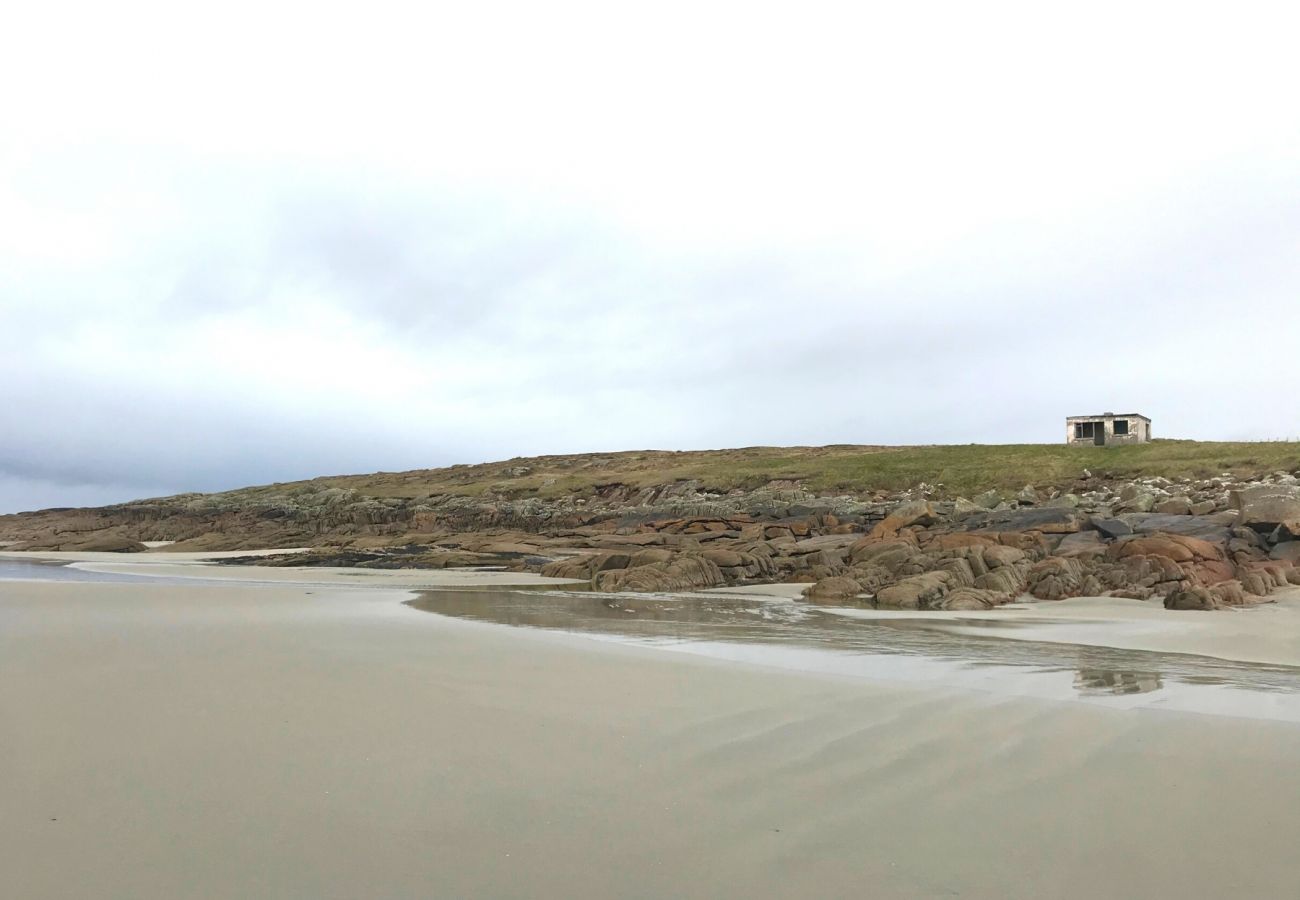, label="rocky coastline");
[4,454,1298,612]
